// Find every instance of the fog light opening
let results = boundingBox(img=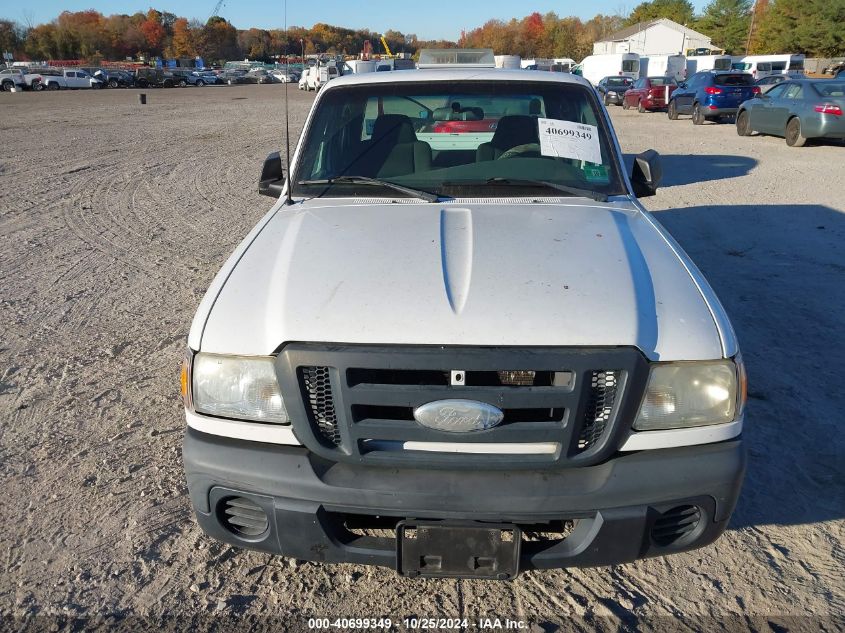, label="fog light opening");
[651,505,702,547]
[217,496,269,538]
